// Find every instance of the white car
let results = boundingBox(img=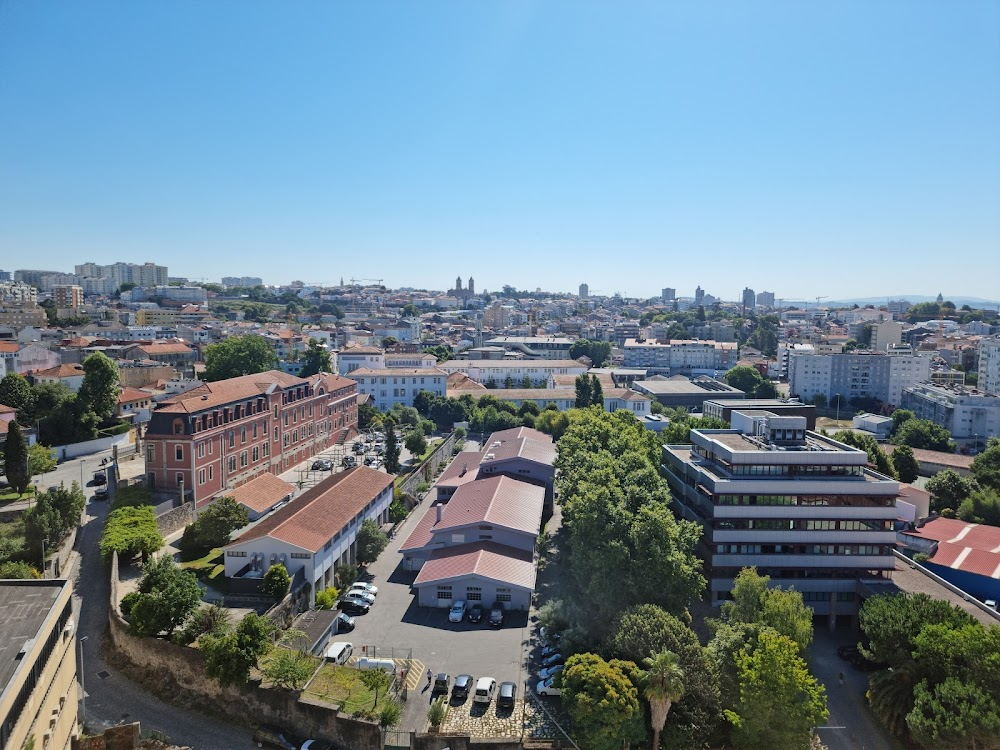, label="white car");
[473,677,497,704]
[349,582,379,596]
[343,590,375,605]
[539,664,564,680]
[448,600,467,623]
[536,677,561,697]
